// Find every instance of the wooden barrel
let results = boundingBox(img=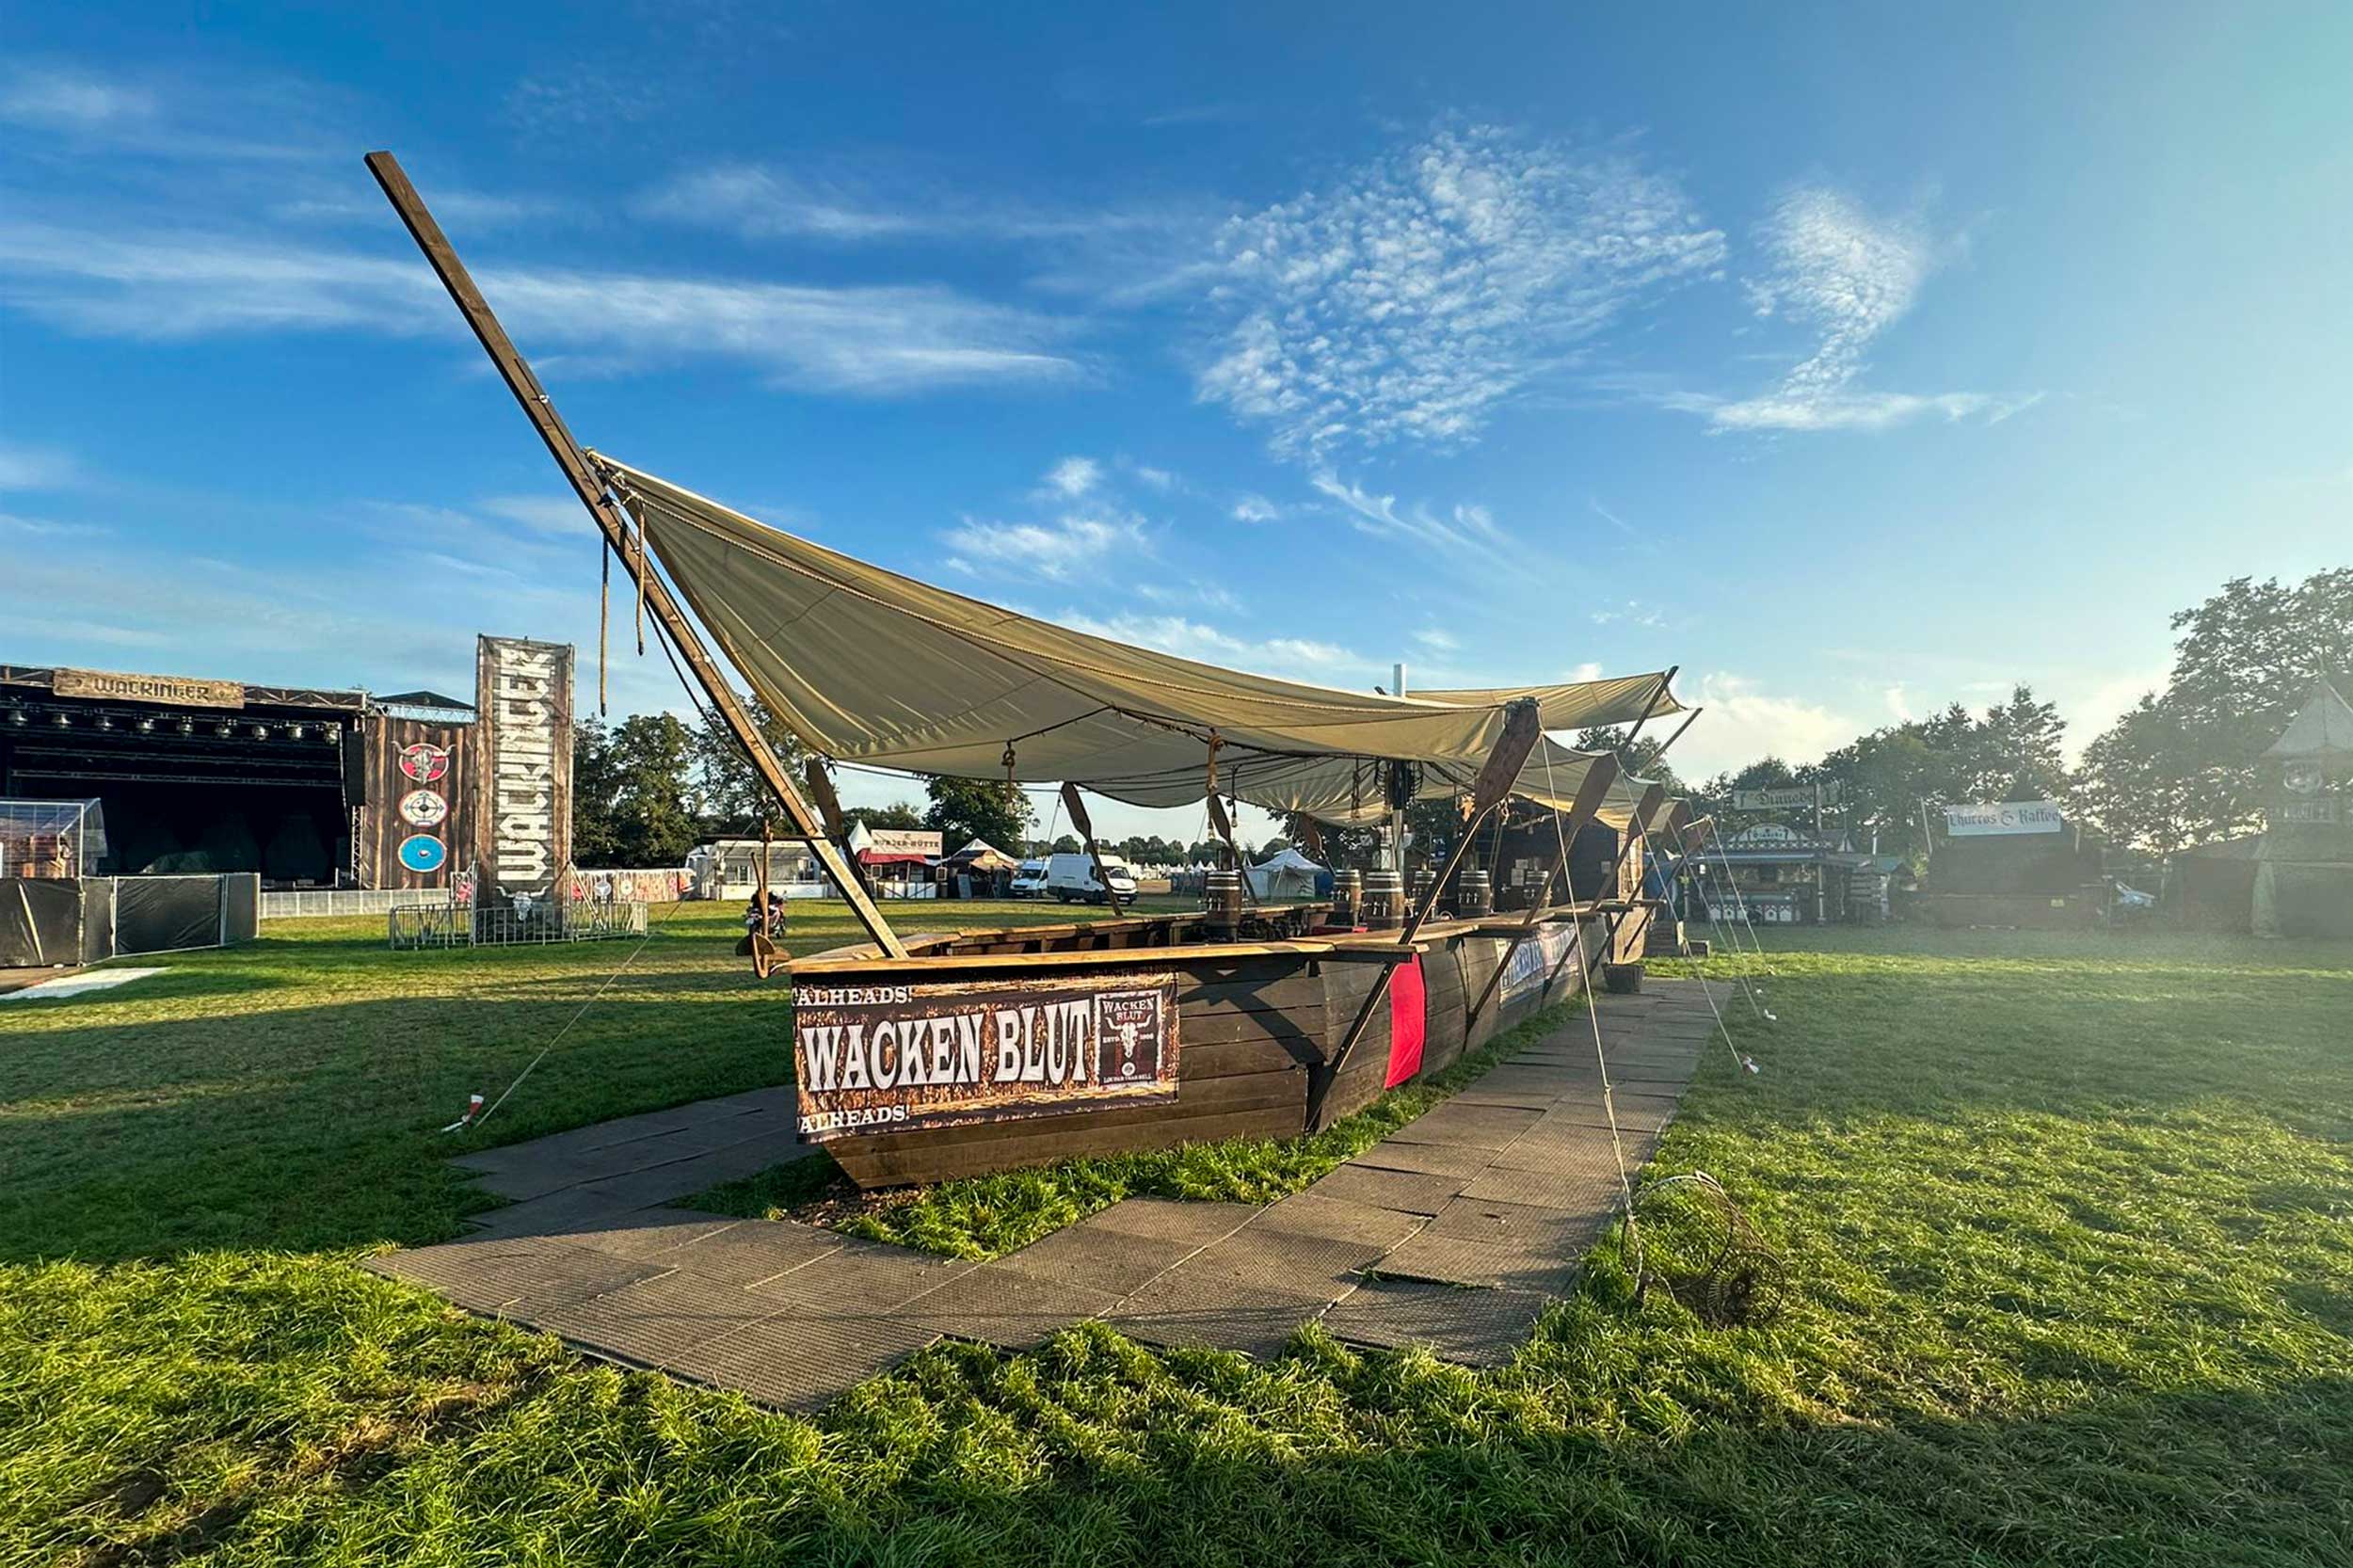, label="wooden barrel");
[1204,867,1243,936]
[1329,867,1362,925]
[1363,869,1405,928]
[1456,868,1493,918]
